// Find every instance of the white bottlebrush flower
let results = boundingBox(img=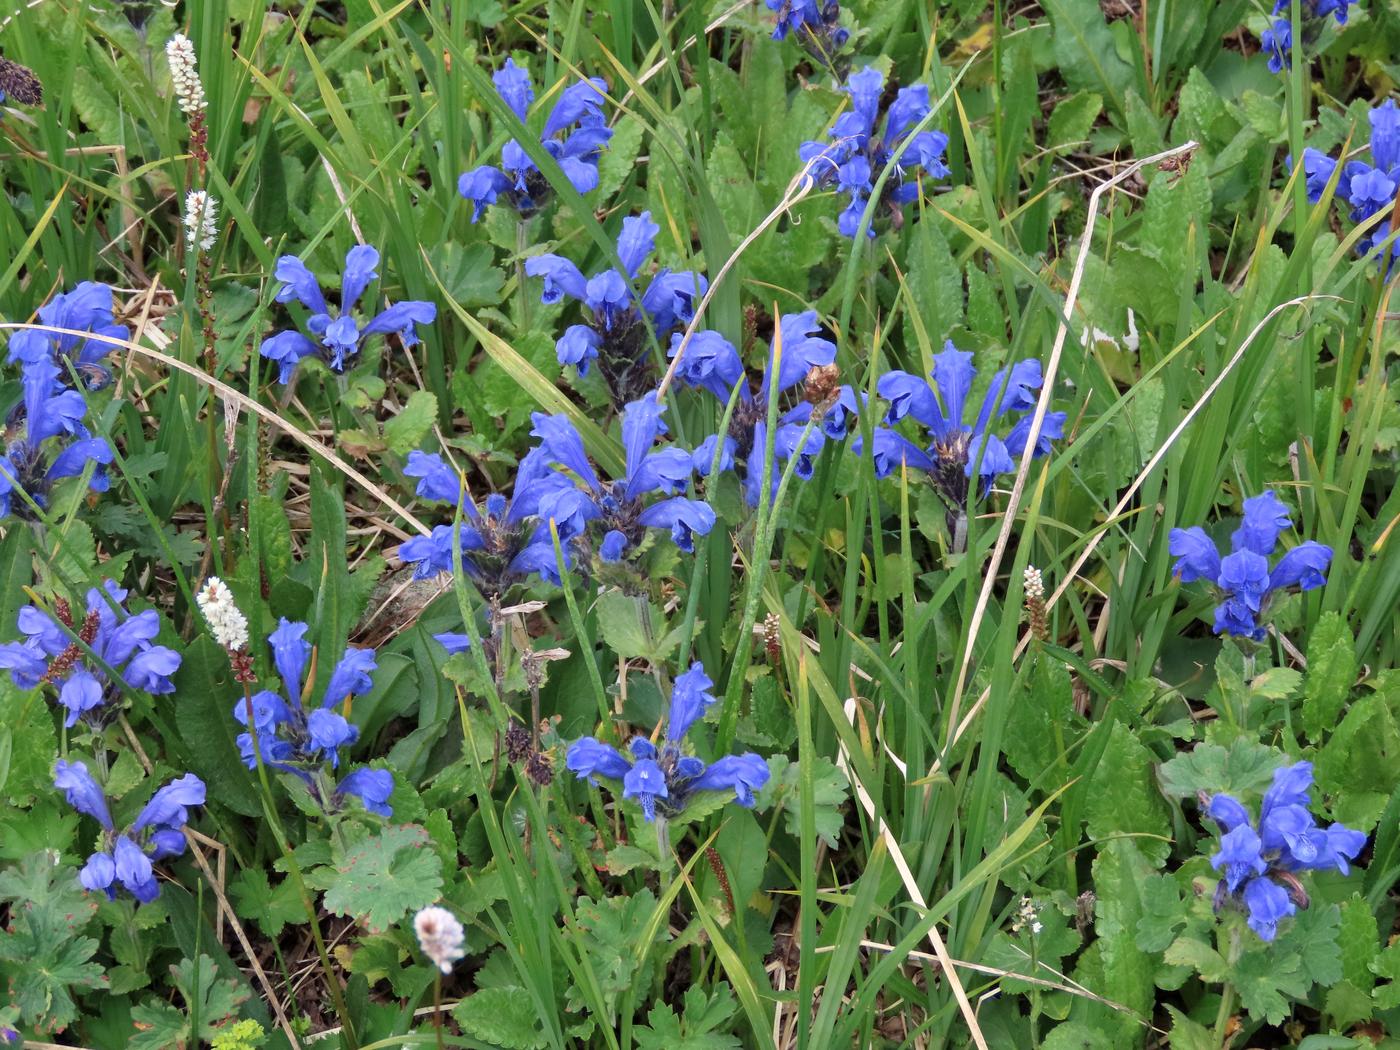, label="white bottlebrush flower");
[413,905,466,974]
[1023,565,1045,602]
[195,576,248,651]
[165,33,207,115]
[183,190,218,252]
